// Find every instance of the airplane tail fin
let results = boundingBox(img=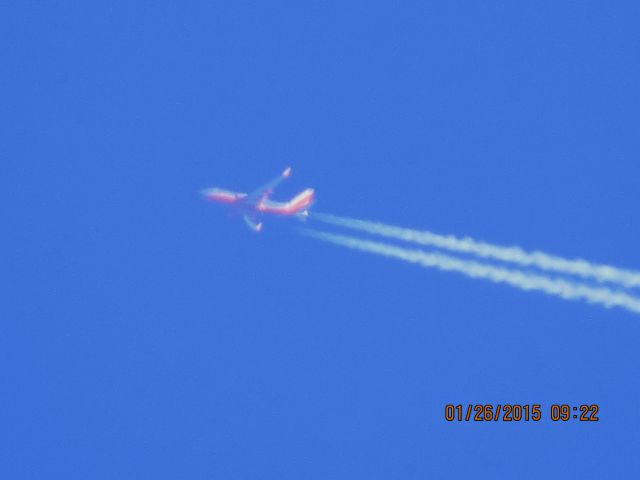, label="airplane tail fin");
[288,188,315,209]
[286,188,315,217]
